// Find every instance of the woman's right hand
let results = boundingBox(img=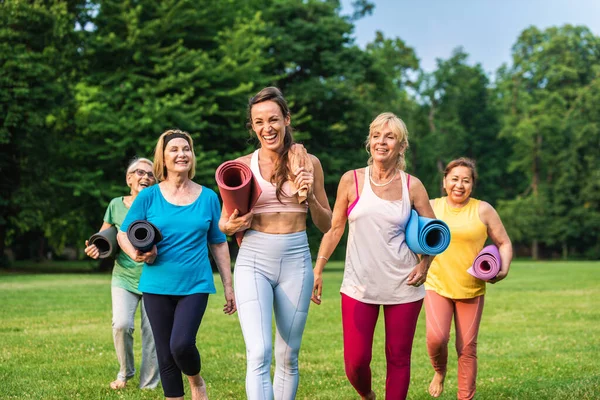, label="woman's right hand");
[223,209,253,236]
[134,245,157,264]
[311,272,323,305]
[84,240,100,259]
